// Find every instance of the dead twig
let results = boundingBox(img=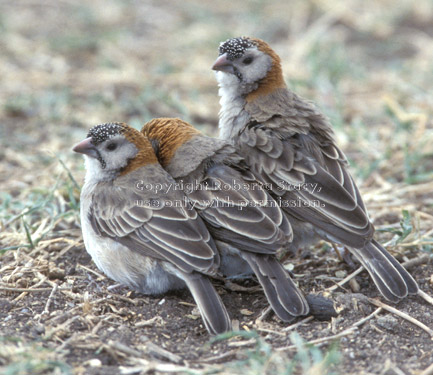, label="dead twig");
[419,362,433,375]
[135,316,163,328]
[282,316,314,332]
[331,242,344,262]
[418,290,433,306]
[145,341,183,364]
[107,340,142,357]
[256,327,286,336]
[326,266,364,292]
[350,307,382,329]
[277,327,357,351]
[402,254,430,269]
[197,349,238,363]
[0,286,69,292]
[227,338,257,348]
[255,306,272,324]
[368,298,433,338]
[46,297,108,322]
[78,264,106,279]
[44,315,81,339]
[41,283,58,318]
[55,332,80,353]
[110,293,138,306]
